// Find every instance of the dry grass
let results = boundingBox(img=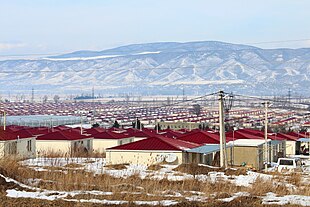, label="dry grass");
[269,172,310,196]
[285,173,301,187]
[173,163,221,176]
[37,149,106,159]
[147,164,163,171]
[249,176,289,196]
[224,168,247,176]
[63,163,83,168]
[0,194,304,207]
[0,156,308,206]
[202,180,245,196]
[174,164,247,177]
[105,164,129,170]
